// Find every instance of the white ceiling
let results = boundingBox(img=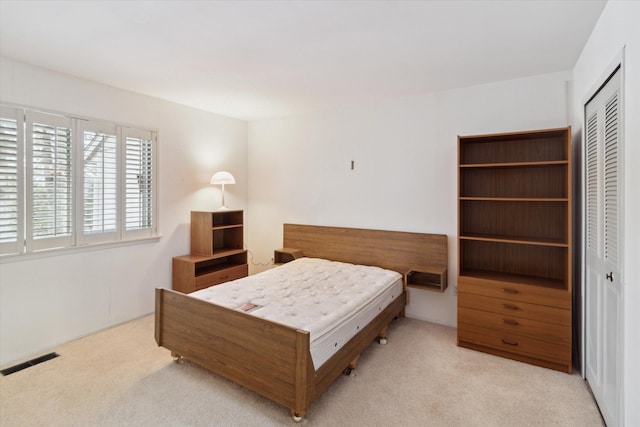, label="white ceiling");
[0,0,606,122]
